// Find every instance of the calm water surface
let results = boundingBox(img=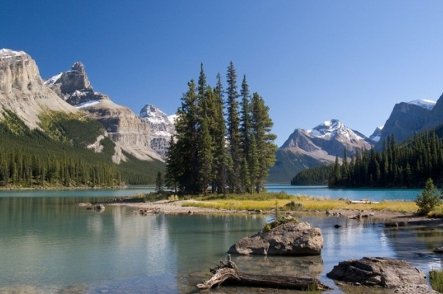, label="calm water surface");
[0,187,441,293]
[267,184,423,201]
